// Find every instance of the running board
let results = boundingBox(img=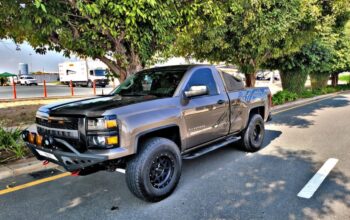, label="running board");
[182,136,241,160]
